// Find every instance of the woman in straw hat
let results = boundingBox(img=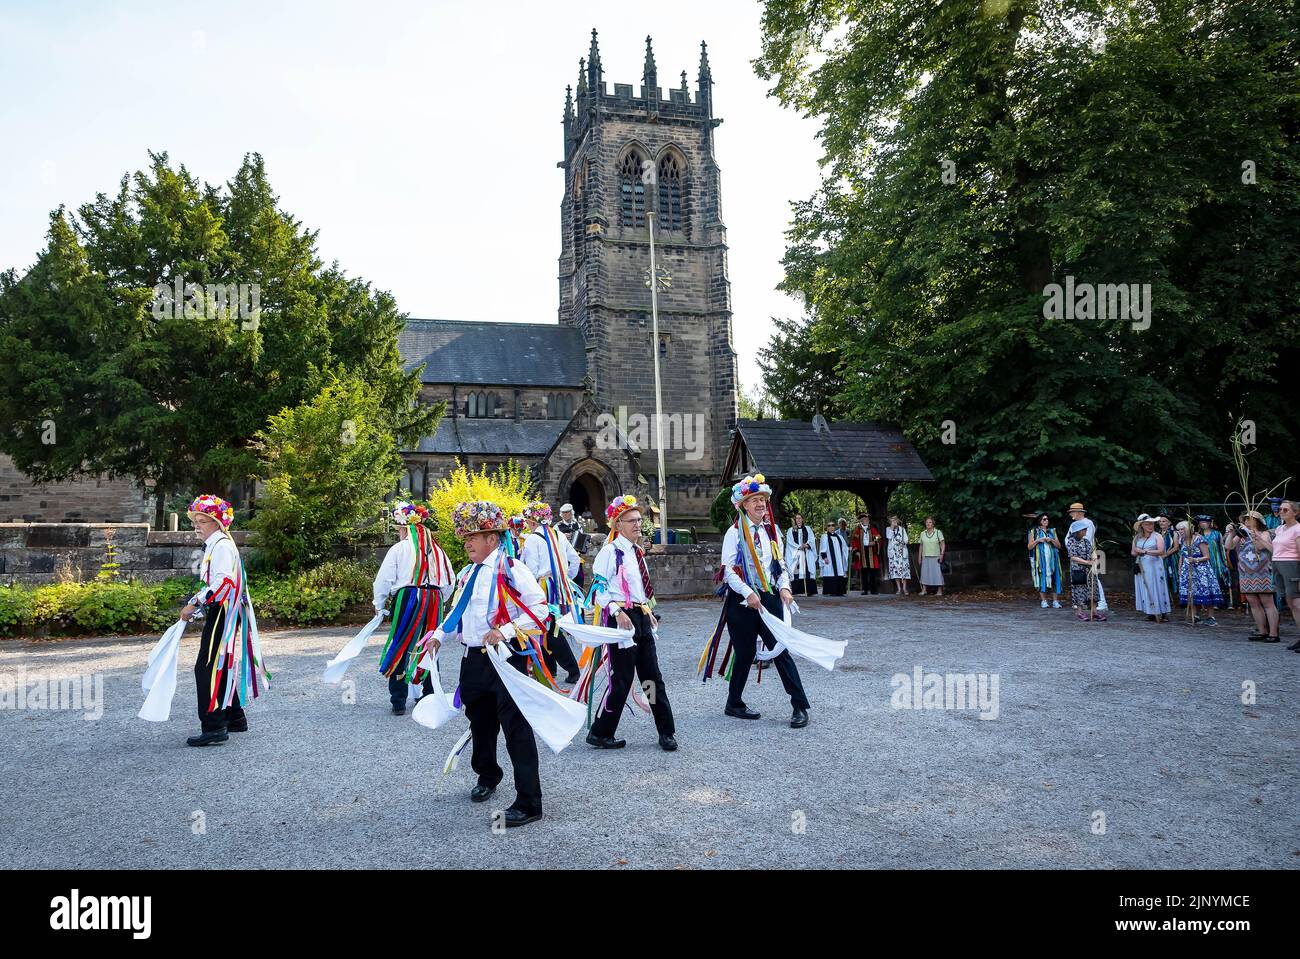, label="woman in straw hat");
[1131,514,1171,622]
[1225,511,1278,642]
